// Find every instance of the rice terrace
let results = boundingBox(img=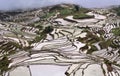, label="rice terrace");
[0,0,120,76]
